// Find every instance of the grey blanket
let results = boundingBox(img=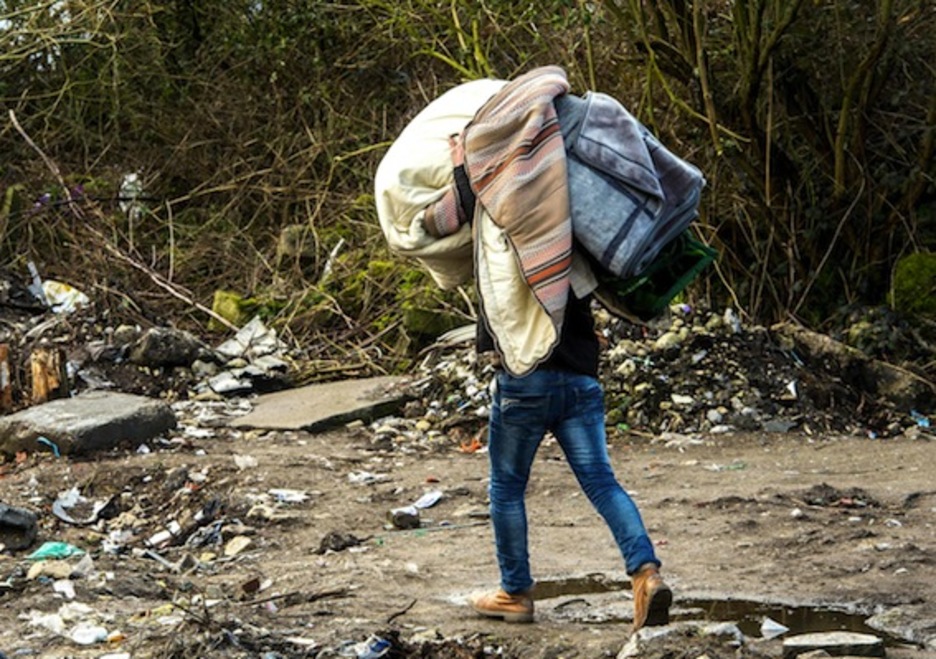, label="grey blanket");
[556,92,705,278]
